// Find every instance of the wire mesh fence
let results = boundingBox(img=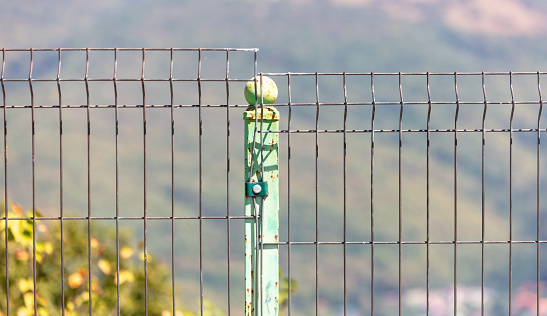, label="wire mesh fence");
[1,48,547,316]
